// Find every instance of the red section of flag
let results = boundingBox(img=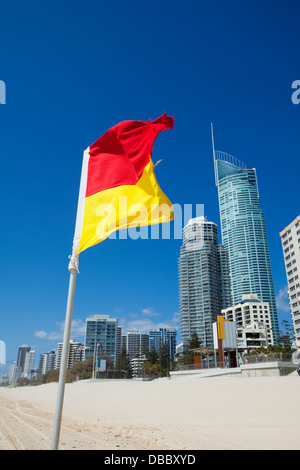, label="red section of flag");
[86,113,174,197]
